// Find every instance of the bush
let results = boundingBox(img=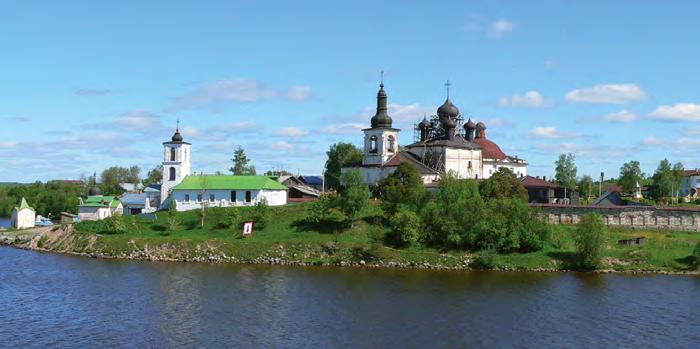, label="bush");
[305,194,335,223]
[469,253,500,270]
[693,242,700,269]
[574,213,606,270]
[105,216,127,234]
[245,199,269,230]
[223,208,240,228]
[389,207,421,247]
